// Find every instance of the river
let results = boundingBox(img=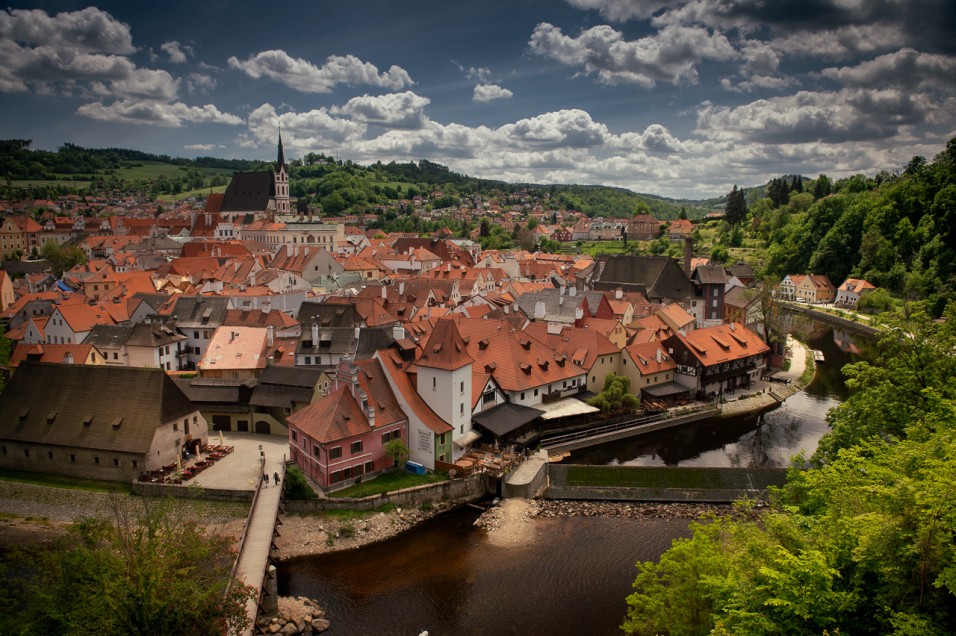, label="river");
[279,318,872,635]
